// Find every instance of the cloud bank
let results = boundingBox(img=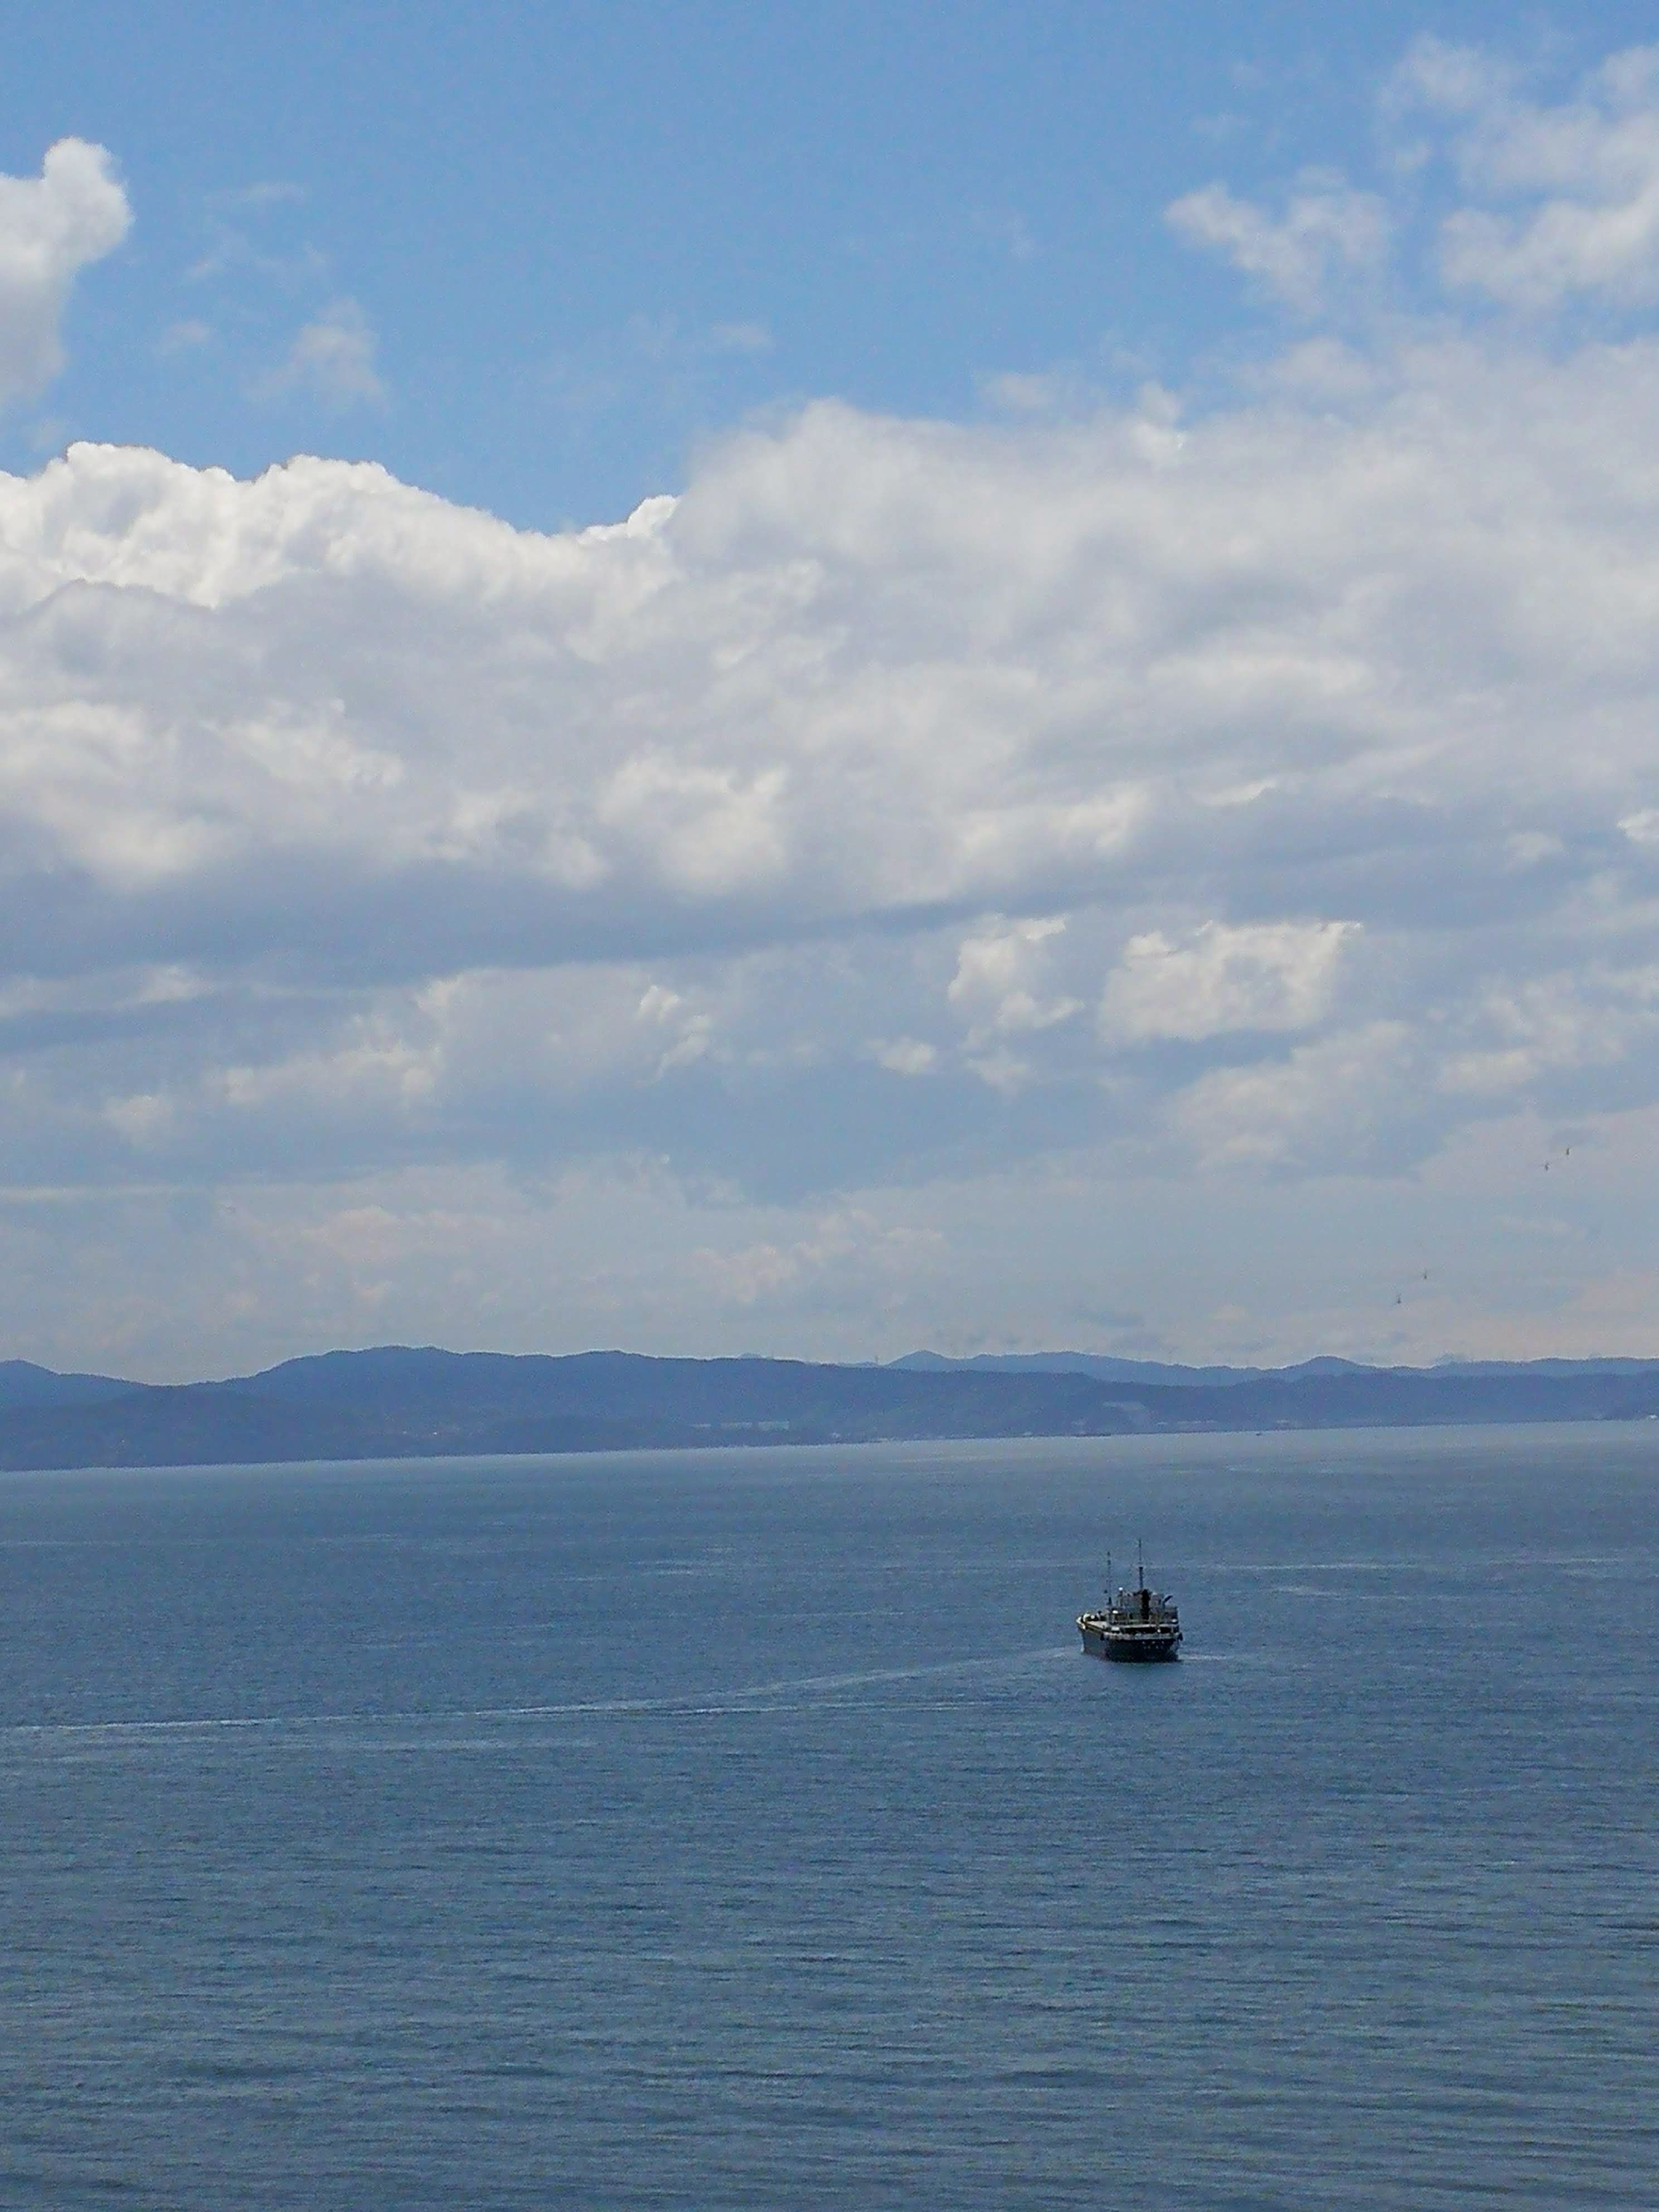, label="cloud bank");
[6,338,1659,1165]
